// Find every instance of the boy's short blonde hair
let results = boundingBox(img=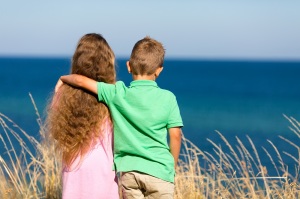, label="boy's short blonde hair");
[129,36,165,75]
